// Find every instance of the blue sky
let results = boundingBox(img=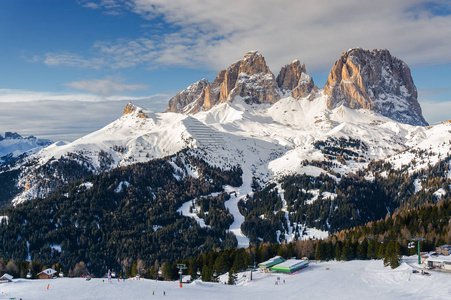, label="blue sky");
[1,0,450,141]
